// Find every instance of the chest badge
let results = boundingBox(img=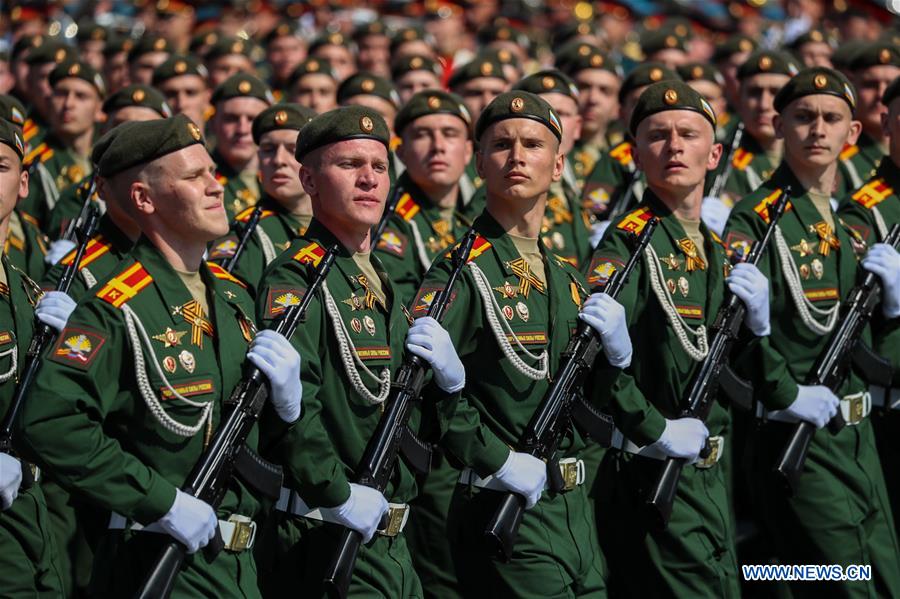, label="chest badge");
[350,318,363,334]
[661,253,683,271]
[677,238,706,272]
[493,280,519,299]
[790,238,814,257]
[811,258,824,280]
[163,356,177,374]
[810,222,840,256]
[178,350,196,373]
[363,315,376,336]
[152,327,187,348]
[677,276,690,297]
[506,258,546,298]
[516,301,530,322]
